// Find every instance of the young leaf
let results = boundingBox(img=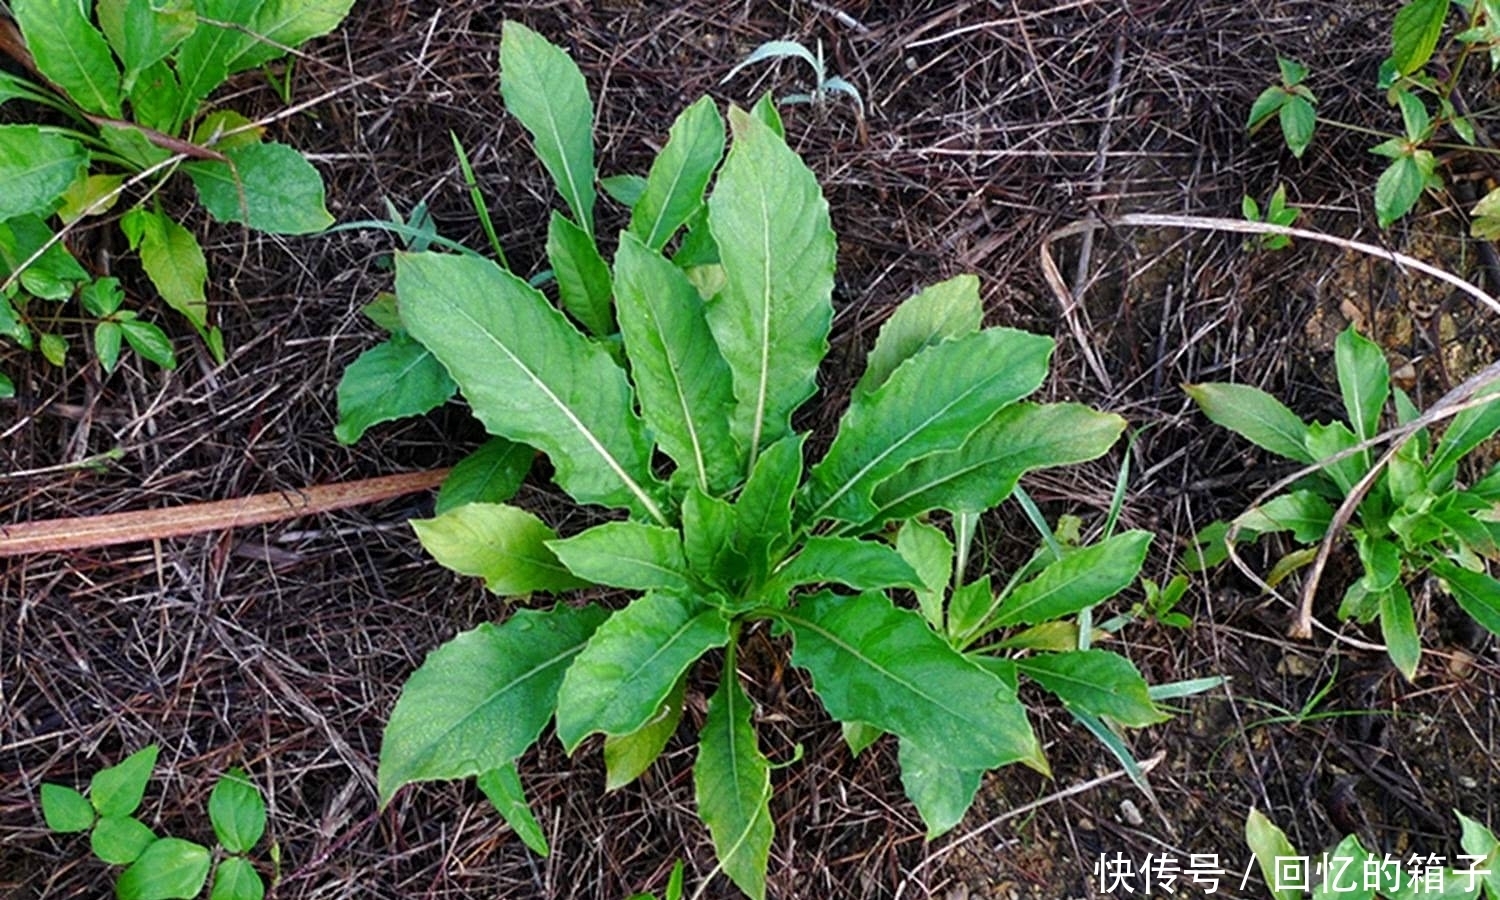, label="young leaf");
[695,664,773,900]
[547,521,695,593]
[59,173,126,225]
[411,503,585,597]
[1379,582,1421,682]
[91,815,157,865]
[555,594,730,753]
[946,575,992,644]
[116,838,212,900]
[185,143,334,235]
[681,489,746,592]
[854,274,984,398]
[396,252,667,521]
[1433,561,1500,636]
[707,106,836,470]
[869,402,1125,524]
[990,531,1153,628]
[1430,383,1500,473]
[1233,491,1335,544]
[733,435,804,583]
[1247,86,1287,133]
[897,738,983,840]
[631,95,725,250]
[749,91,785,138]
[95,322,124,373]
[96,0,196,91]
[119,207,209,330]
[780,591,1042,771]
[766,536,922,595]
[40,784,95,833]
[1245,809,1301,900]
[208,768,265,854]
[1374,154,1429,228]
[546,213,614,336]
[601,173,647,208]
[1392,0,1452,75]
[604,676,685,791]
[209,856,264,900]
[1014,650,1166,727]
[91,745,159,818]
[11,0,122,117]
[1306,421,1366,495]
[1456,811,1500,900]
[39,333,67,368]
[0,216,89,301]
[377,604,608,806]
[127,60,186,133]
[1336,326,1390,443]
[895,519,954,631]
[435,438,533,515]
[477,763,550,857]
[1279,96,1316,158]
[840,721,882,757]
[0,126,88,221]
[119,321,177,370]
[500,22,597,235]
[1184,383,1314,463]
[333,334,457,444]
[614,232,738,493]
[0,372,13,399]
[806,328,1053,525]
